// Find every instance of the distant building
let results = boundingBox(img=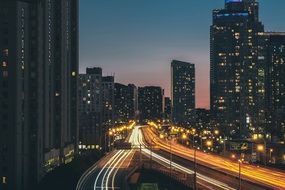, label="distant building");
[210,0,265,138]
[164,97,172,121]
[78,68,103,146]
[171,60,195,127]
[78,68,115,150]
[138,86,164,121]
[102,76,115,126]
[114,83,137,123]
[0,0,79,189]
[195,109,211,130]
